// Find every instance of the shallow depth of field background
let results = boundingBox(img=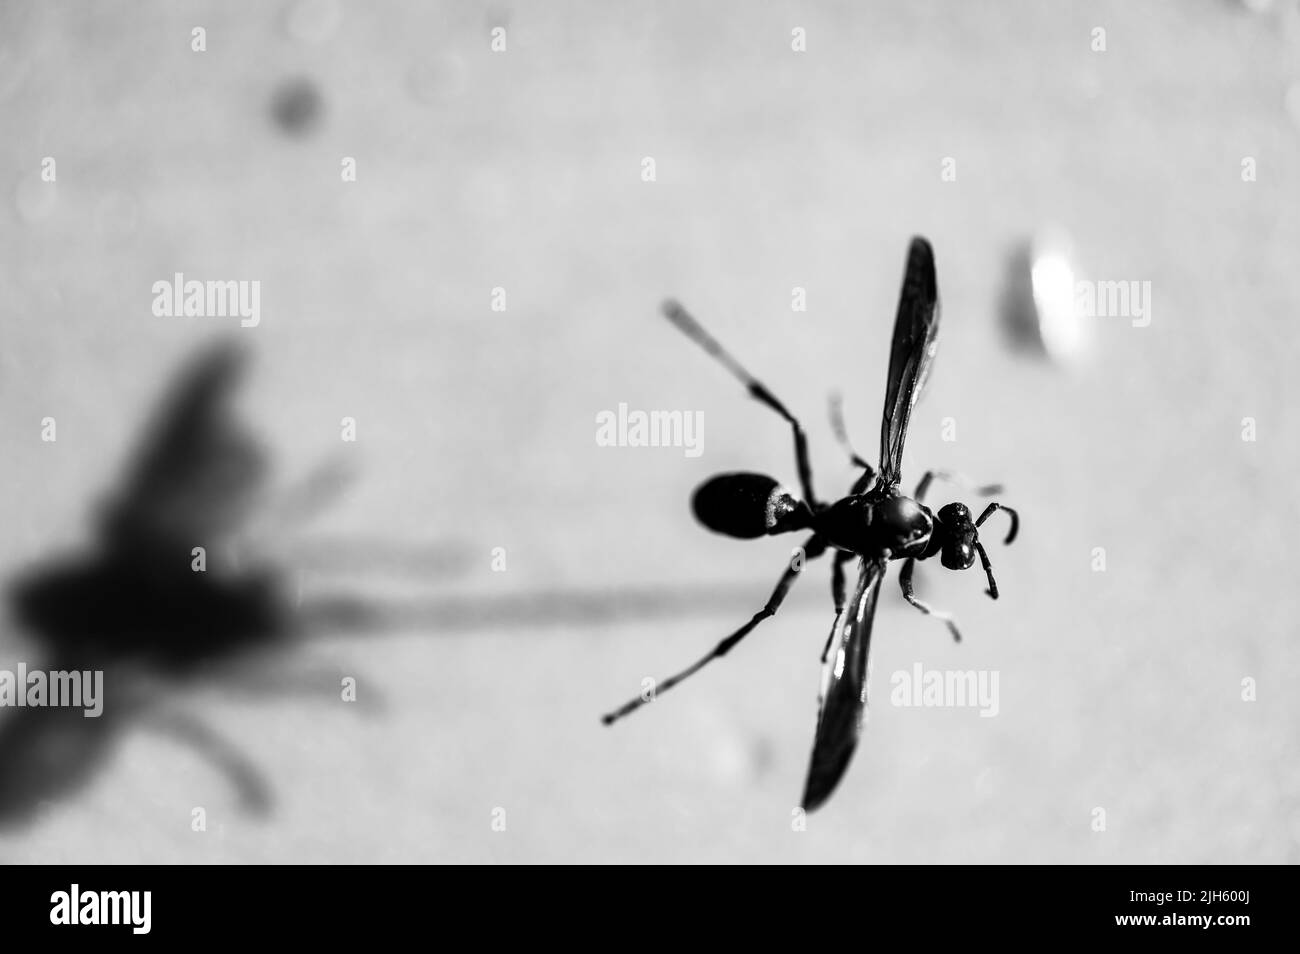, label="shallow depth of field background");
[1,1,1297,863]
